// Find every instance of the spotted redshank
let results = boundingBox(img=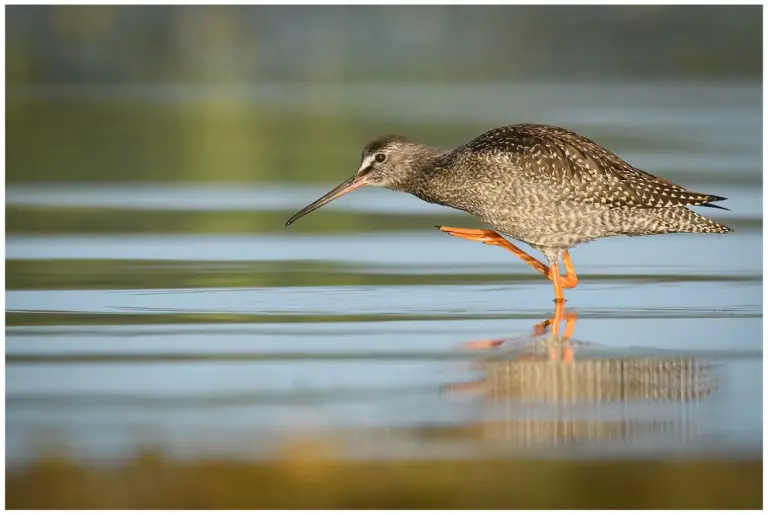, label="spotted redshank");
[285,124,731,302]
